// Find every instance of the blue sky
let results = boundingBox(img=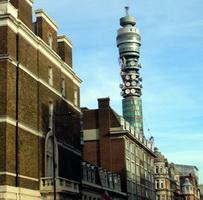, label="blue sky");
[33,0,203,182]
